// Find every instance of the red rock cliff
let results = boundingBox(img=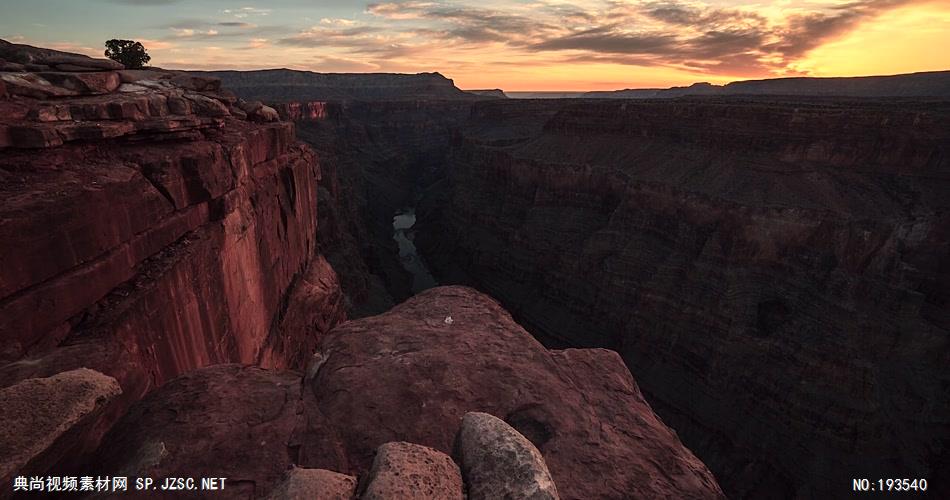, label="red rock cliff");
[0,42,346,460]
